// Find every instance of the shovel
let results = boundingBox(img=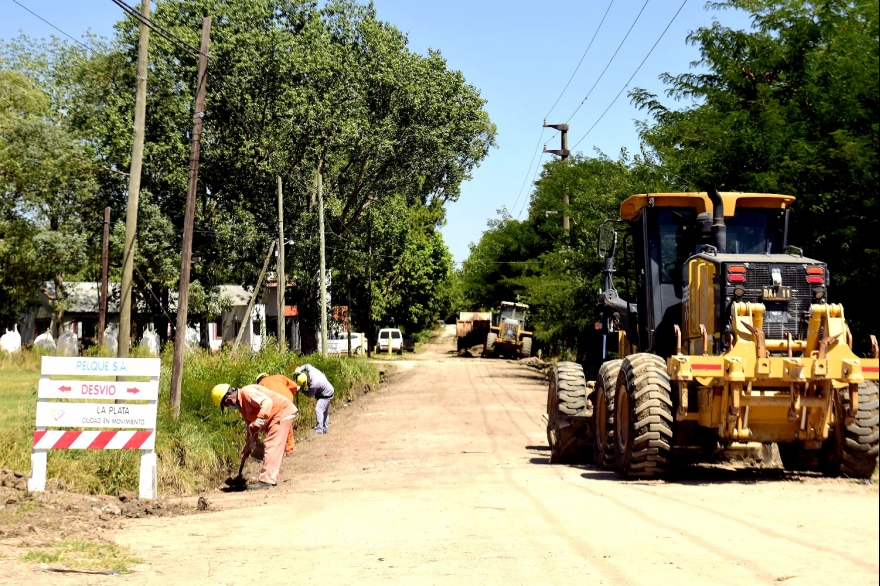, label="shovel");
[224,437,254,490]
